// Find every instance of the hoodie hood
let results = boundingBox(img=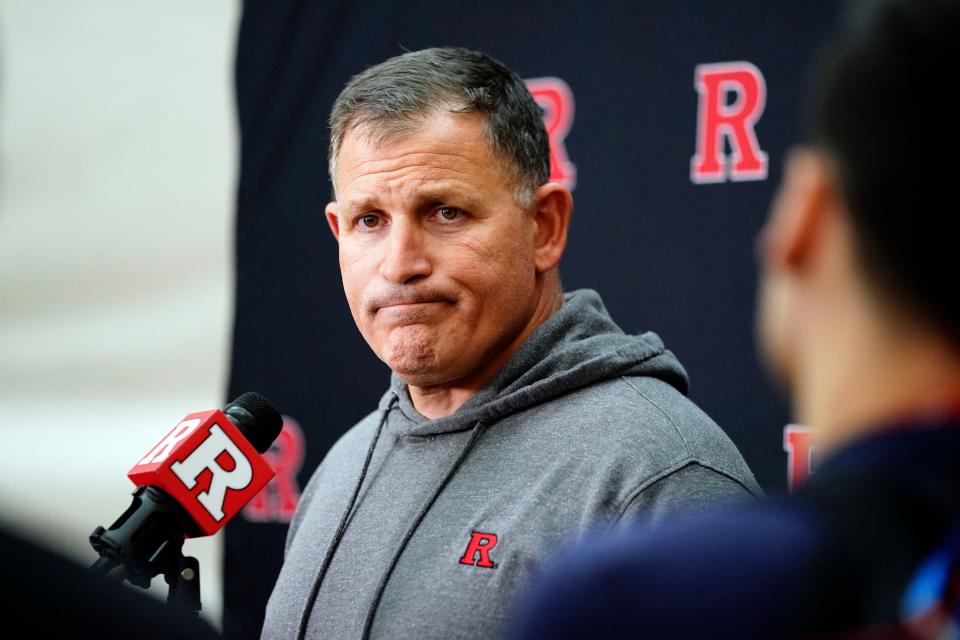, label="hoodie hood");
[382,289,688,438]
